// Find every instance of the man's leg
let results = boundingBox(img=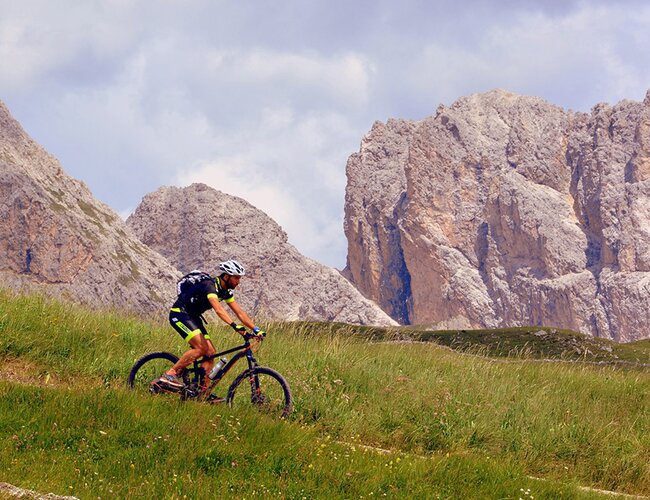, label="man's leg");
[161,311,212,390]
[199,337,217,387]
[170,334,206,374]
[158,334,207,390]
